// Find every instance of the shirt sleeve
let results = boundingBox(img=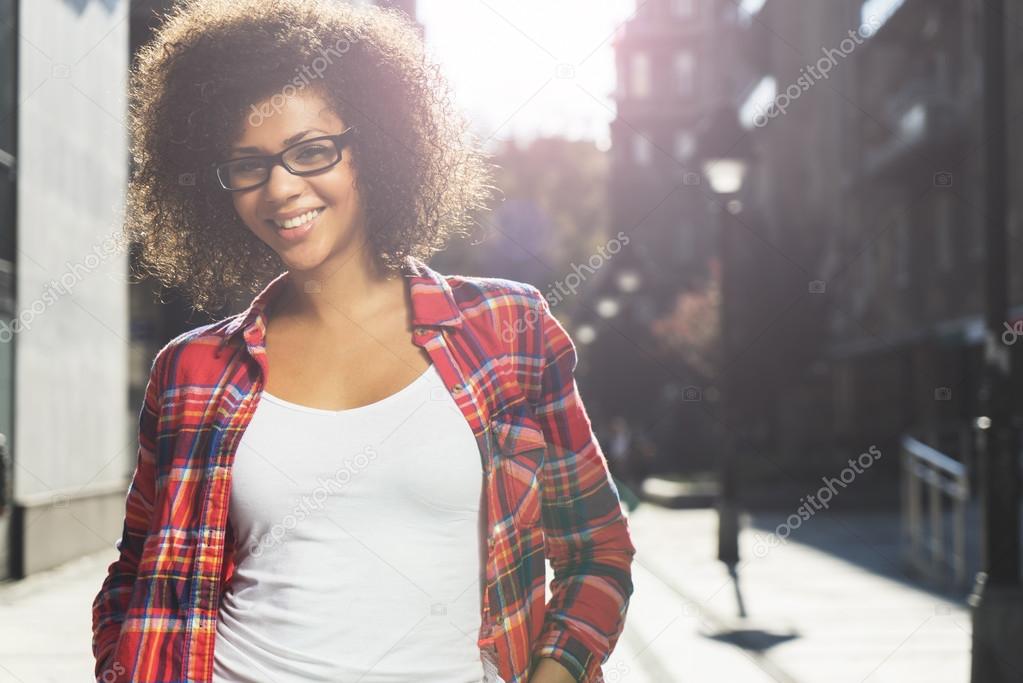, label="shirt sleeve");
[90,347,165,680]
[525,288,637,682]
